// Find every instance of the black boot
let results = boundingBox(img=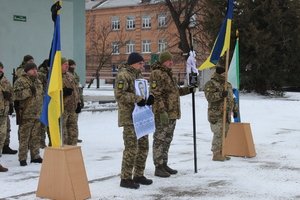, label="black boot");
[154,165,170,178]
[120,179,140,189]
[31,157,43,163]
[20,160,27,166]
[0,164,8,172]
[2,145,18,154]
[163,163,178,175]
[133,176,153,185]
